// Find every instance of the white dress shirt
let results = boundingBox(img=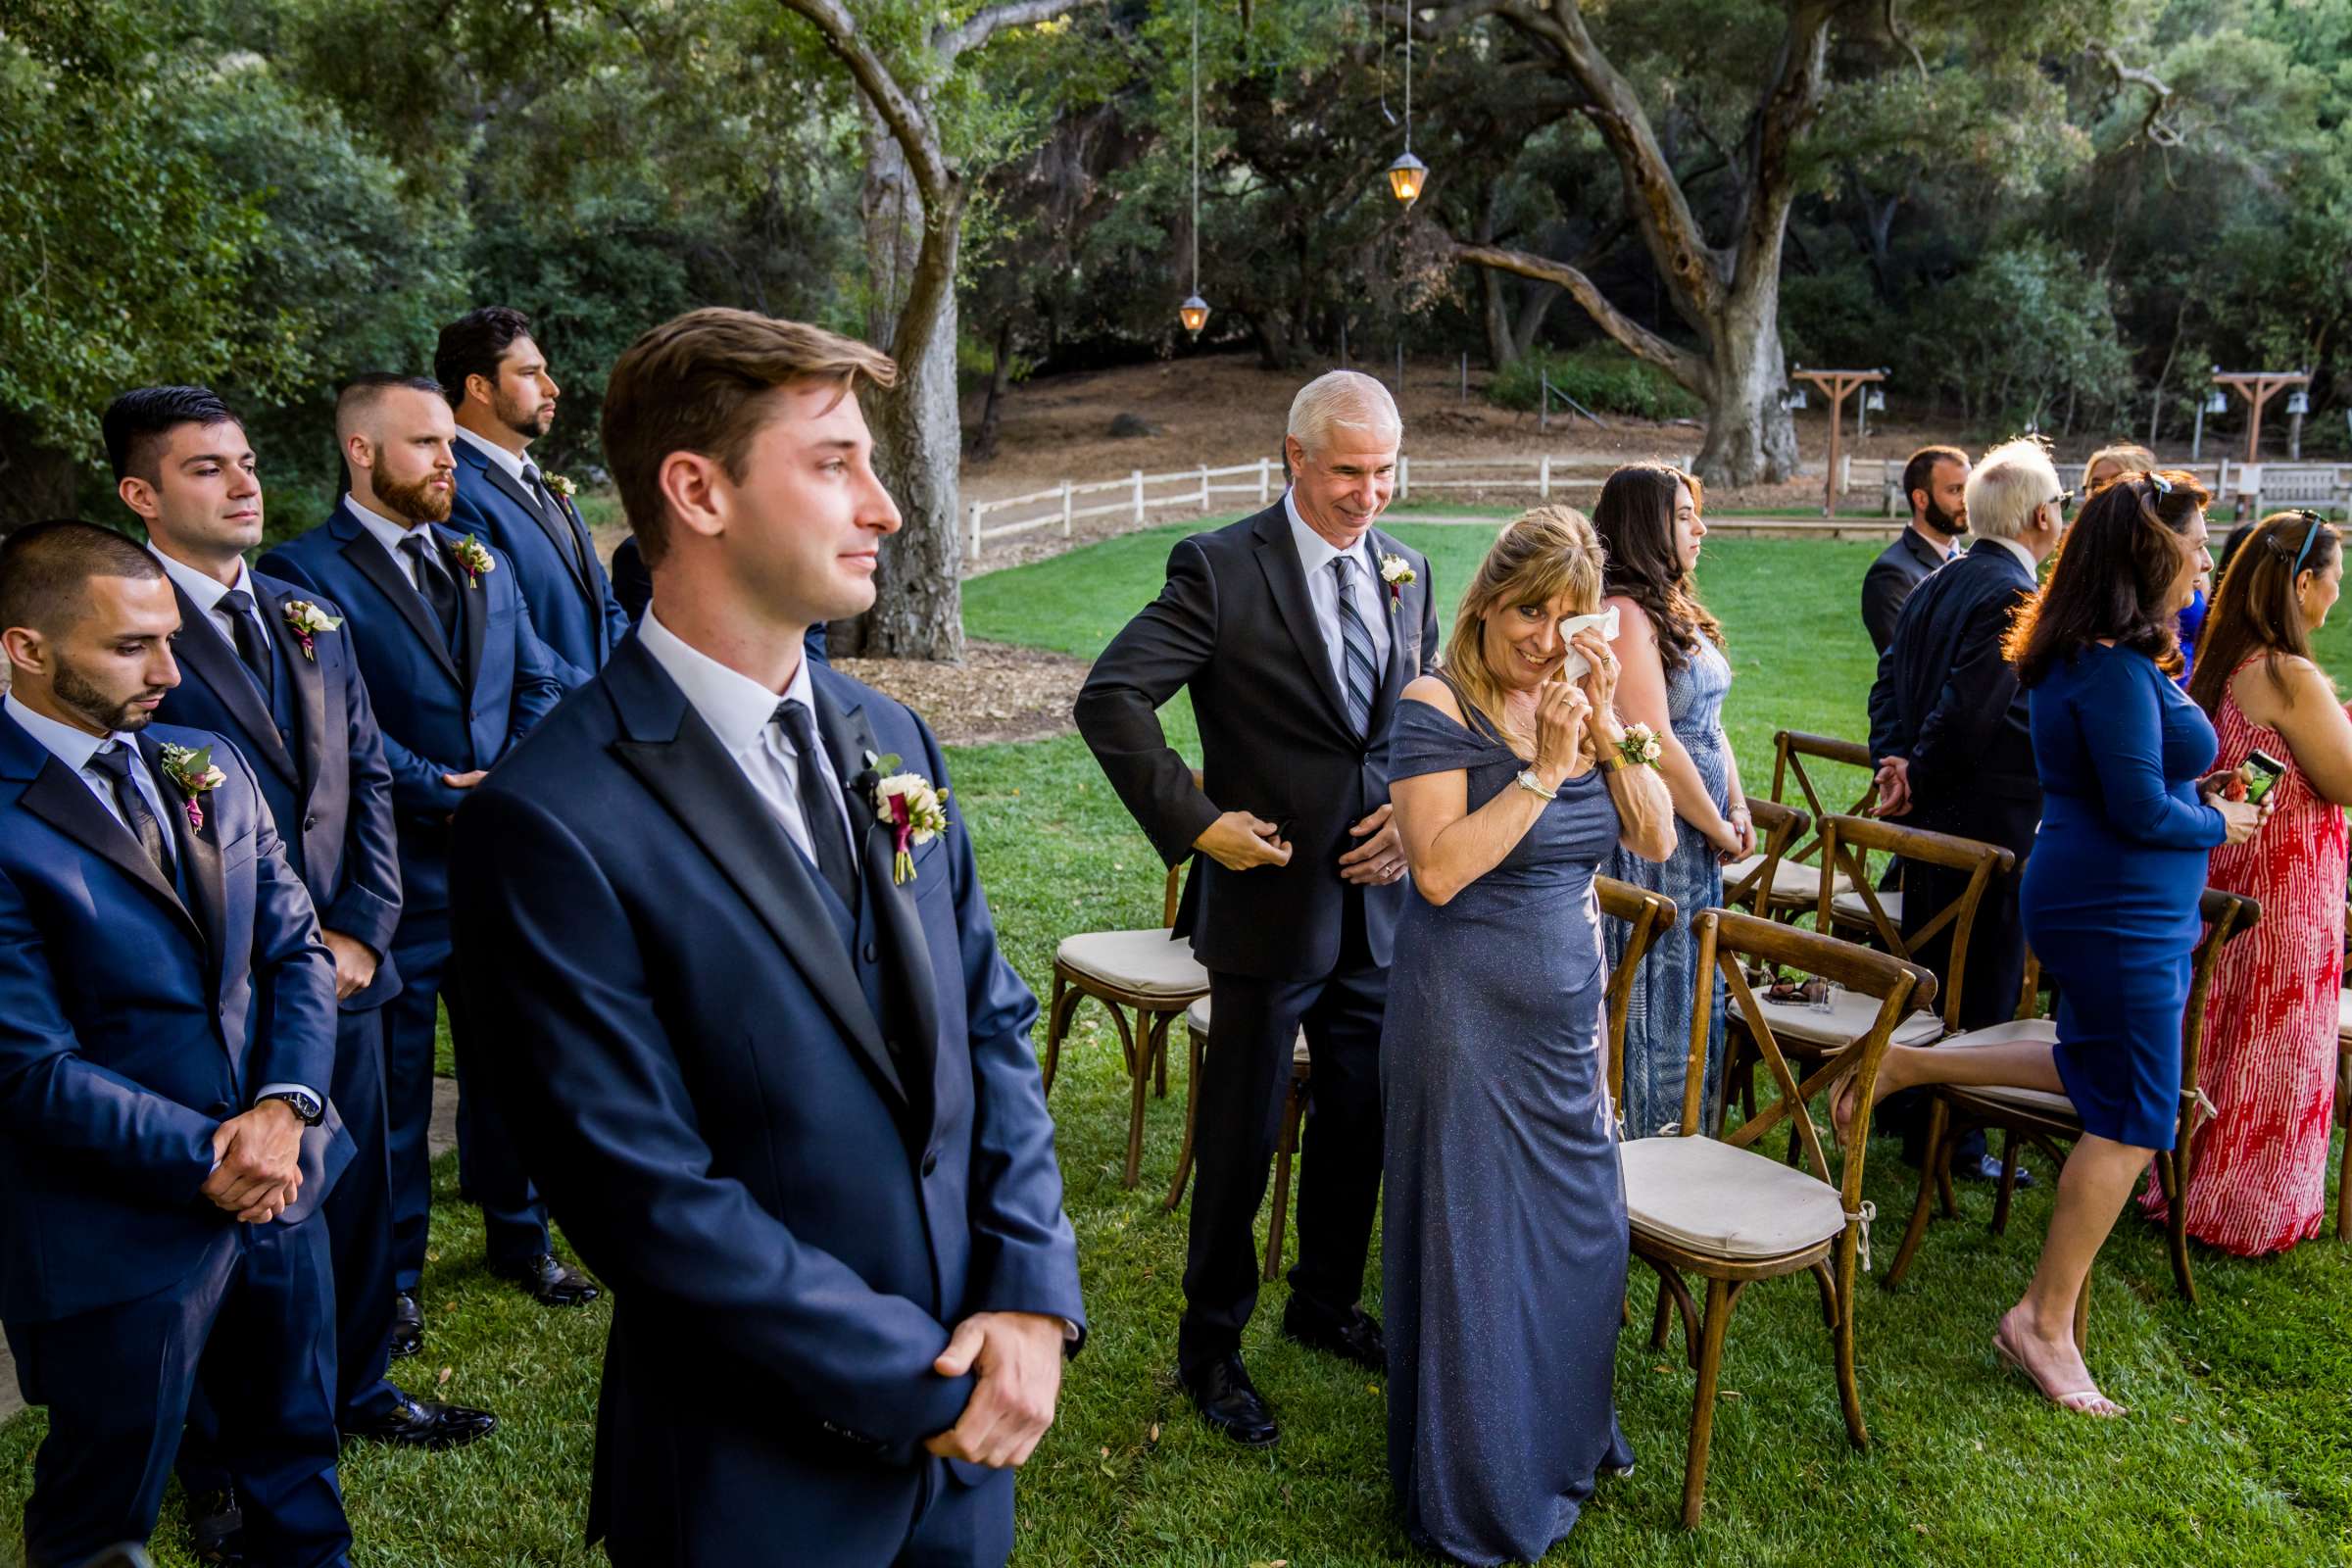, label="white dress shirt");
[1283,489,1392,698]
[457,425,565,524]
[635,611,858,868]
[345,495,435,590]
[3,694,317,1114]
[148,547,271,656]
